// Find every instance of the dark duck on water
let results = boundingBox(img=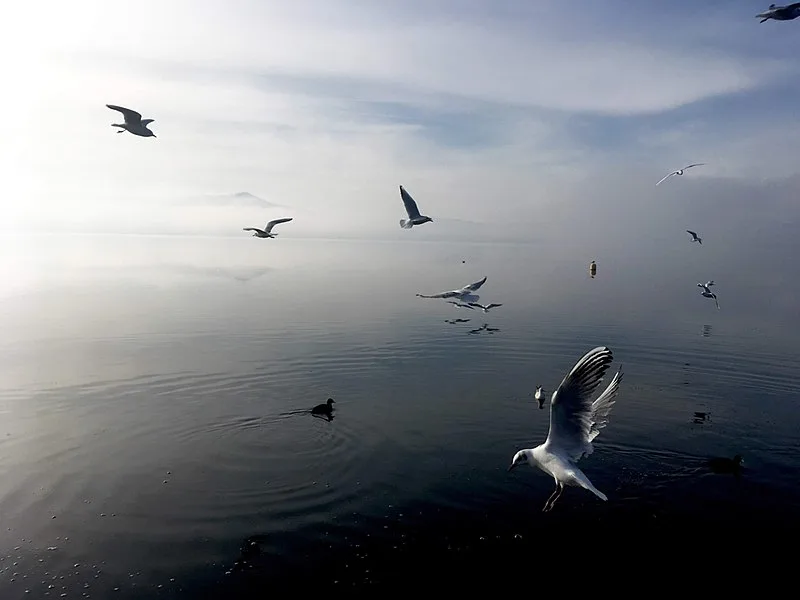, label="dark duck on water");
[311,398,335,417]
